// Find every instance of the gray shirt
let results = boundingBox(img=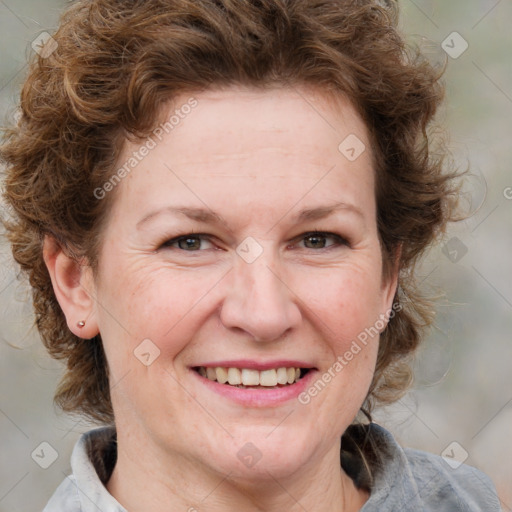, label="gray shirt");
[43,423,501,511]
